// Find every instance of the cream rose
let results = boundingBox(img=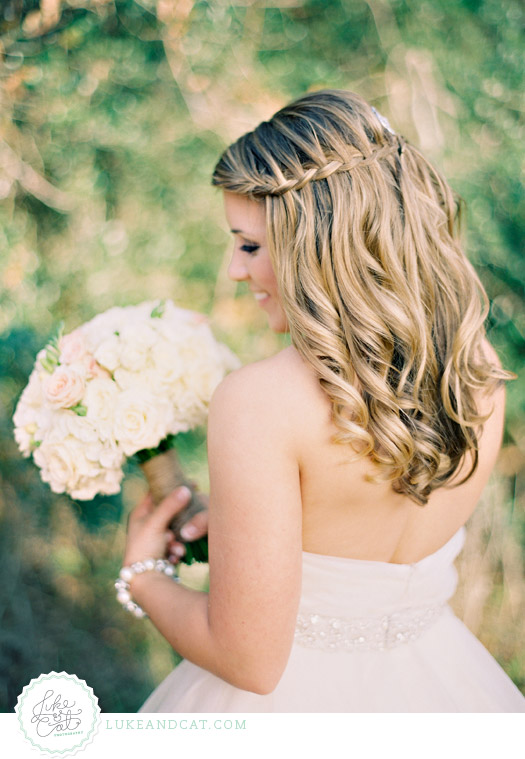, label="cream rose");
[34,435,98,494]
[93,334,121,373]
[13,417,35,456]
[44,366,85,409]
[84,377,119,439]
[20,369,44,407]
[70,468,123,499]
[113,389,172,456]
